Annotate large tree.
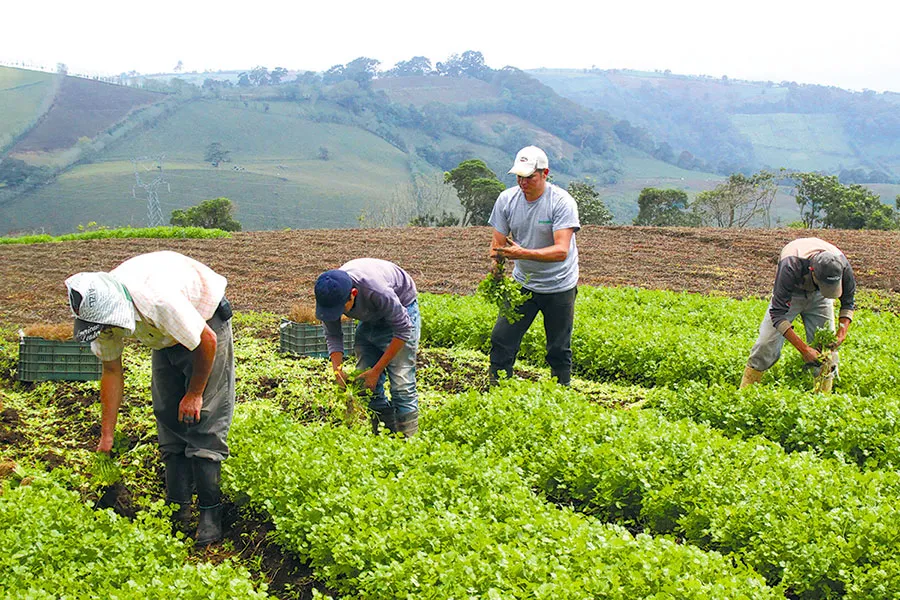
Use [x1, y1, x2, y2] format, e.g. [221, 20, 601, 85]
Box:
[170, 197, 242, 231]
[794, 173, 898, 230]
[633, 188, 699, 227]
[567, 180, 613, 225]
[204, 142, 231, 167]
[693, 171, 777, 228]
[444, 159, 505, 226]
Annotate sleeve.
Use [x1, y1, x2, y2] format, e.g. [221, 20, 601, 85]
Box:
[91, 328, 126, 362]
[769, 258, 801, 335]
[323, 319, 345, 356]
[371, 287, 413, 342]
[552, 193, 581, 233]
[838, 258, 856, 321]
[488, 192, 509, 236]
[152, 293, 208, 351]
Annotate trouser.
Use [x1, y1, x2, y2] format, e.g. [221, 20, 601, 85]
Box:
[152, 306, 235, 462]
[489, 286, 577, 384]
[747, 292, 838, 374]
[354, 300, 421, 417]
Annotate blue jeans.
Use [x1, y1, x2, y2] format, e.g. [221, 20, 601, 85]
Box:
[747, 292, 838, 375]
[354, 301, 420, 416]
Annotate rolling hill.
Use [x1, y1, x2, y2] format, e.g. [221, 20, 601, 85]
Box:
[2, 63, 898, 235]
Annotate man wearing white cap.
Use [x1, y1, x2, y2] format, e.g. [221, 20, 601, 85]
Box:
[488, 145, 581, 385]
[65, 250, 234, 546]
[741, 237, 856, 392]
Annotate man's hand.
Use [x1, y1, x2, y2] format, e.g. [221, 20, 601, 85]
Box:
[178, 392, 203, 424]
[357, 368, 381, 391]
[800, 344, 821, 364]
[96, 434, 114, 453]
[493, 240, 525, 261]
[334, 369, 349, 389]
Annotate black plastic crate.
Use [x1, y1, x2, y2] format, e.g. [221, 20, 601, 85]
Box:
[18, 336, 102, 382]
[279, 319, 355, 358]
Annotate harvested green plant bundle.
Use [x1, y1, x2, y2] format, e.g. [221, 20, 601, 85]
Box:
[811, 327, 838, 393]
[478, 243, 531, 324]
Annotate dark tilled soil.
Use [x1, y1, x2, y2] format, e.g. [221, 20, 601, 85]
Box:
[2, 226, 900, 328]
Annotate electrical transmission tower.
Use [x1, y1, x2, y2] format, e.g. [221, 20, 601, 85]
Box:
[132, 155, 169, 227]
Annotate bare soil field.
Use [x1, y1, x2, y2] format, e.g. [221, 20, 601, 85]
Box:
[2, 226, 899, 327]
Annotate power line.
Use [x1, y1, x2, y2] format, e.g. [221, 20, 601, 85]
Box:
[131, 155, 169, 227]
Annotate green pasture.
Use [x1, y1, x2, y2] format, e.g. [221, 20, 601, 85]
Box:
[0, 99, 429, 233]
[0, 67, 56, 149]
[731, 113, 856, 171]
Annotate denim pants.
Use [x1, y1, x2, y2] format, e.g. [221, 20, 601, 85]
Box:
[490, 286, 577, 383]
[354, 300, 420, 416]
[151, 313, 235, 462]
[747, 292, 838, 373]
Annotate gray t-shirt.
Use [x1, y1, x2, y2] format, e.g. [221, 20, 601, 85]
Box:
[322, 258, 417, 355]
[488, 183, 581, 293]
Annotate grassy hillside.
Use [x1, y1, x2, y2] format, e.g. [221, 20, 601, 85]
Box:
[0, 99, 426, 233]
[0, 67, 58, 151]
[10, 76, 164, 153]
[731, 113, 855, 172]
[529, 68, 900, 179]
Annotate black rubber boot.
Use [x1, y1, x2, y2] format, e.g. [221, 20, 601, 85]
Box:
[551, 368, 571, 386]
[370, 407, 397, 434]
[395, 410, 419, 438]
[164, 453, 194, 534]
[192, 458, 223, 547]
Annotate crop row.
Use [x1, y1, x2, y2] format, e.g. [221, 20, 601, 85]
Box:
[224, 401, 778, 599]
[0, 470, 270, 599]
[426, 380, 900, 598]
[418, 287, 900, 395]
[647, 382, 900, 471]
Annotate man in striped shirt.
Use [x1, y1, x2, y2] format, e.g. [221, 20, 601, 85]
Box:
[741, 237, 856, 392]
[65, 251, 234, 546]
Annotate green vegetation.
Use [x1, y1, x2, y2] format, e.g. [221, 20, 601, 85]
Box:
[0, 471, 270, 598]
[0, 67, 57, 151]
[0, 225, 231, 244]
[170, 197, 241, 231]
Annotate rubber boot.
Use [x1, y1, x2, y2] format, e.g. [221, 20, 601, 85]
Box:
[164, 453, 193, 534]
[370, 407, 397, 435]
[551, 368, 571, 387]
[395, 410, 419, 438]
[739, 366, 764, 389]
[192, 458, 223, 547]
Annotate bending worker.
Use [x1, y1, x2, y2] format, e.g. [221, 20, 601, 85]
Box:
[314, 258, 421, 437]
[741, 237, 856, 392]
[66, 251, 234, 546]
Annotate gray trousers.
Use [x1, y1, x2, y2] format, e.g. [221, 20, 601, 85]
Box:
[151, 313, 235, 462]
[747, 292, 838, 373]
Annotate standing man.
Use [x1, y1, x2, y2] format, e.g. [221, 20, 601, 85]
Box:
[488, 145, 581, 385]
[741, 237, 856, 392]
[66, 251, 234, 546]
[314, 258, 421, 437]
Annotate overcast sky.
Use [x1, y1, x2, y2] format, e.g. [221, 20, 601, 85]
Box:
[5, 0, 899, 92]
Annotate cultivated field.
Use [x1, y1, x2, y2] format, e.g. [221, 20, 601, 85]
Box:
[5, 225, 900, 598]
[2, 225, 899, 328]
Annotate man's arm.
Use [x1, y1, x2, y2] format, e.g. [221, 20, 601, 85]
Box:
[359, 337, 407, 391]
[178, 323, 217, 423]
[496, 228, 575, 263]
[97, 357, 125, 452]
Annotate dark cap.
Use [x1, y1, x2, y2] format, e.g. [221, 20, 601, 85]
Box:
[810, 251, 844, 299]
[314, 269, 353, 321]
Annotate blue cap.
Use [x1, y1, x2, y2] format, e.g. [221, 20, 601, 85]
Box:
[315, 269, 353, 321]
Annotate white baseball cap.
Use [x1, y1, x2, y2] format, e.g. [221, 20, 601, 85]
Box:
[65, 272, 136, 342]
[508, 146, 549, 177]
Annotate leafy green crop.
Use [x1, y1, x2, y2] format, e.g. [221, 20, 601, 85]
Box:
[476, 252, 531, 324]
